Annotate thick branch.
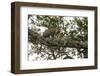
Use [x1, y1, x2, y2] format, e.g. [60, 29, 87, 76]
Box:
[29, 31, 87, 49]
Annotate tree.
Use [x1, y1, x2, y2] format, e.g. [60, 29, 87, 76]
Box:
[28, 15, 88, 61]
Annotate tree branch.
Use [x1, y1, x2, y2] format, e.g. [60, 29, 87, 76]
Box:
[29, 31, 87, 49]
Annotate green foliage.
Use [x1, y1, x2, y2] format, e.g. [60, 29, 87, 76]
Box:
[28, 15, 88, 60]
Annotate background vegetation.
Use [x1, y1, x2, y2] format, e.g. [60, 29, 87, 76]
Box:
[28, 15, 88, 61]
